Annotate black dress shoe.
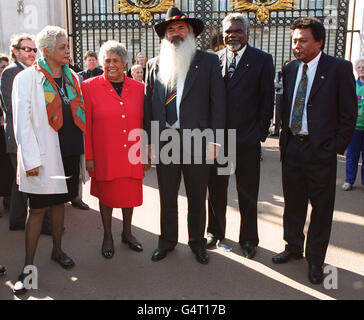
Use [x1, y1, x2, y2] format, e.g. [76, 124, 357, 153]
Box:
[51, 252, 75, 269]
[308, 263, 324, 284]
[122, 233, 143, 252]
[71, 200, 89, 210]
[272, 249, 303, 264]
[151, 248, 173, 262]
[0, 265, 6, 277]
[240, 241, 257, 259]
[206, 234, 218, 249]
[101, 240, 114, 259]
[193, 249, 209, 264]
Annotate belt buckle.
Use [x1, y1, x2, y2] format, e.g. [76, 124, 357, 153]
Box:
[296, 134, 306, 141]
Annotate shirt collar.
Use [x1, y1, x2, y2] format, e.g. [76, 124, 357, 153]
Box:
[357, 78, 364, 86]
[16, 61, 27, 69]
[227, 44, 247, 60]
[300, 51, 322, 71]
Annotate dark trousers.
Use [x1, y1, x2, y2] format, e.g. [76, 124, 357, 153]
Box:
[208, 143, 260, 245]
[156, 162, 210, 252]
[274, 94, 283, 135]
[9, 153, 28, 229]
[282, 135, 337, 266]
[345, 129, 364, 185]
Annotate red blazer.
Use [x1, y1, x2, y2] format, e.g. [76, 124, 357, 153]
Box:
[82, 74, 144, 181]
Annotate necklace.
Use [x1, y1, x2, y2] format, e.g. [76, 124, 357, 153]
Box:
[54, 74, 70, 105]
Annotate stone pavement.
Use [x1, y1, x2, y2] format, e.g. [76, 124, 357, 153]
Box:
[0, 137, 363, 300]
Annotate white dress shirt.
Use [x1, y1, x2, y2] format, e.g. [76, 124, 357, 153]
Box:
[289, 51, 322, 135]
[227, 44, 247, 69]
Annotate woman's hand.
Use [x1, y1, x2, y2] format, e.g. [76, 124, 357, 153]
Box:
[86, 159, 95, 173]
[143, 163, 151, 172]
[26, 167, 40, 177]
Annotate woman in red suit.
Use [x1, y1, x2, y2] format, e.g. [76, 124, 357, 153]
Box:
[82, 40, 148, 259]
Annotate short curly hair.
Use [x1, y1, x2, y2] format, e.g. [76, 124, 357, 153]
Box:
[98, 40, 128, 65]
[36, 26, 67, 58]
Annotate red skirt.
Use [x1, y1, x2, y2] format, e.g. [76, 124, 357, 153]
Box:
[90, 177, 142, 208]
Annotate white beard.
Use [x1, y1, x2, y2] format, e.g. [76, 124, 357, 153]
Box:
[159, 33, 197, 89]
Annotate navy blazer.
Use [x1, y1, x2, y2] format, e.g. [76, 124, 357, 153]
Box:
[0, 61, 25, 153]
[144, 50, 226, 146]
[218, 45, 275, 150]
[279, 52, 357, 160]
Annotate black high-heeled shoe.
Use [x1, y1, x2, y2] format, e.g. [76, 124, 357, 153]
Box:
[101, 238, 114, 259]
[121, 233, 143, 252]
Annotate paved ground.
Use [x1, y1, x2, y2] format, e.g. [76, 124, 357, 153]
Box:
[0, 137, 363, 300]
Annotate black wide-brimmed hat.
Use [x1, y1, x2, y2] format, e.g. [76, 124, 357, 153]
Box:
[154, 7, 204, 38]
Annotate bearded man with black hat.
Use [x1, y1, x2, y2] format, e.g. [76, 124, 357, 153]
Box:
[144, 7, 226, 264]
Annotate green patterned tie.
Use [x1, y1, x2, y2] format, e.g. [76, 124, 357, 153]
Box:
[291, 64, 308, 135]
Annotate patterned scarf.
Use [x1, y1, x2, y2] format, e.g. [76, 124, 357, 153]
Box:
[33, 59, 86, 132]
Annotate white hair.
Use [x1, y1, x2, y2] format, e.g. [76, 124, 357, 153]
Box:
[354, 57, 364, 68]
[222, 13, 249, 37]
[131, 64, 143, 73]
[99, 40, 128, 64]
[36, 26, 67, 58]
[159, 32, 196, 89]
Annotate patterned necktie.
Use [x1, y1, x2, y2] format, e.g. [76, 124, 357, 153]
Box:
[165, 86, 177, 126]
[227, 53, 237, 79]
[291, 63, 308, 135]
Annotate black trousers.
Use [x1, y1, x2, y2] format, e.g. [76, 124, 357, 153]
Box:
[207, 143, 260, 245]
[9, 153, 28, 229]
[156, 162, 210, 252]
[282, 134, 337, 266]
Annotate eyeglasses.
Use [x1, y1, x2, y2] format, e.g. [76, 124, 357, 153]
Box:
[19, 46, 37, 53]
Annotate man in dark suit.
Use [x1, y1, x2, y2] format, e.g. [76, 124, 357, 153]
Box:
[78, 51, 103, 81]
[0, 34, 51, 233]
[144, 7, 226, 264]
[207, 13, 274, 259]
[1, 34, 36, 230]
[272, 17, 357, 284]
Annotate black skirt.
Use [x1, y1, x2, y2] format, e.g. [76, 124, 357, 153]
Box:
[28, 155, 80, 209]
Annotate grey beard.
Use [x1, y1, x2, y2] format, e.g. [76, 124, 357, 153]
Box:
[159, 33, 197, 89]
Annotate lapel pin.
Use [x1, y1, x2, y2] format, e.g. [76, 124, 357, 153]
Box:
[321, 75, 325, 79]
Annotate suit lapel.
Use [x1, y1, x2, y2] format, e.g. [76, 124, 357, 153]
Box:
[219, 49, 227, 78]
[181, 51, 202, 103]
[308, 53, 329, 100]
[227, 45, 252, 89]
[15, 61, 25, 71]
[285, 60, 300, 111]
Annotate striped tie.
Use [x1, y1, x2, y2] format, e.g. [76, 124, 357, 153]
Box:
[291, 64, 308, 135]
[165, 87, 177, 126]
[227, 53, 237, 79]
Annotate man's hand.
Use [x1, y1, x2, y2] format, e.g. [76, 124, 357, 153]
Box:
[86, 159, 95, 173]
[26, 167, 40, 177]
[206, 144, 220, 160]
